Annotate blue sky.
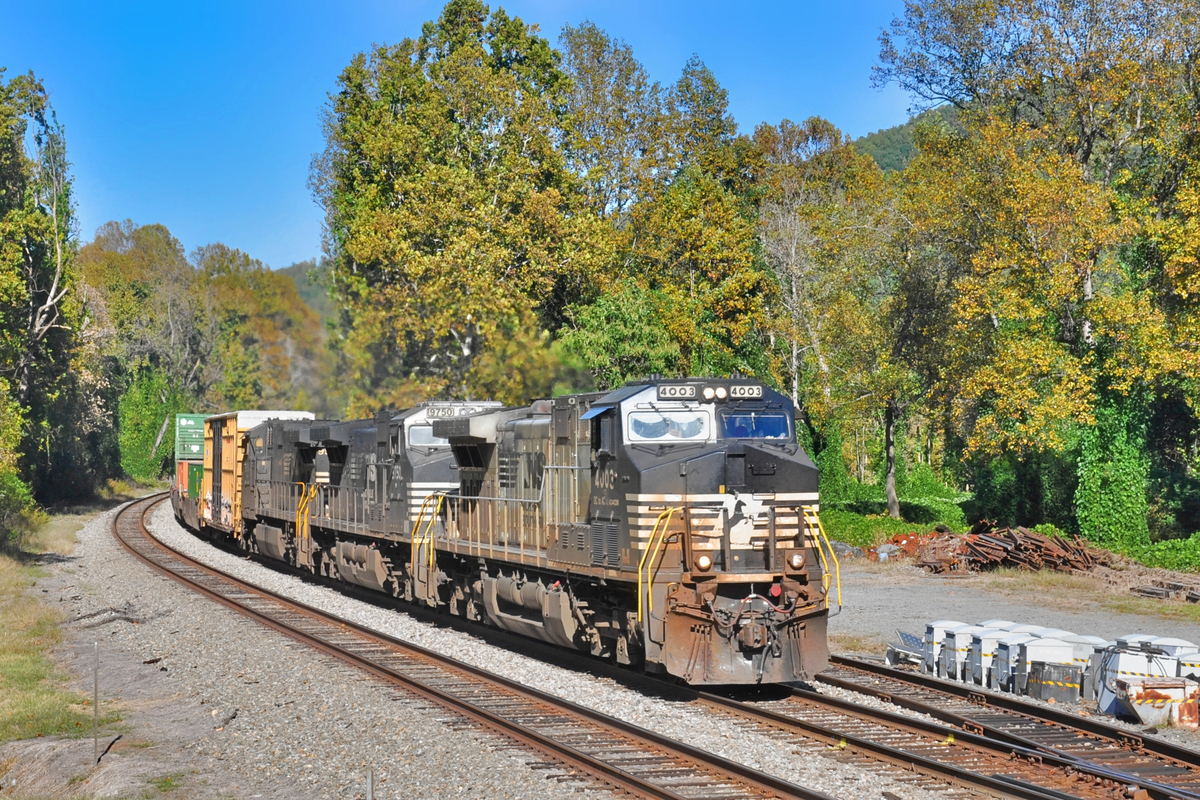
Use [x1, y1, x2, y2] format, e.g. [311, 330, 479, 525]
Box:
[0, 1, 911, 270]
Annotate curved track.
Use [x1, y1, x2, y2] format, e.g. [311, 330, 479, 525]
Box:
[815, 655, 1200, 799]
[124, 494, 1200, 799]
[114, 495, 834, 800]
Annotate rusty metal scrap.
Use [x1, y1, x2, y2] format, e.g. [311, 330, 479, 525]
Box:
[913, 526, 1095, 575]
[915, 533, 968, 574]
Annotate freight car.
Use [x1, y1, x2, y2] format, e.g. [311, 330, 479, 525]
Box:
[172, 378, 840, 685]
[169, 413, 207, 530]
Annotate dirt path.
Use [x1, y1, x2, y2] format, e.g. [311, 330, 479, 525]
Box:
[828, 559, 1200, 651]
[0, 501, 311, 800]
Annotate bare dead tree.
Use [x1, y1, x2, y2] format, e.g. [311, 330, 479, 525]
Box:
[15, 102, 73, 405]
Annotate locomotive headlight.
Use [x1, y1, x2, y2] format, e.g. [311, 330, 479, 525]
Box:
[789, 552, 804, 570]
[695, 554, 713, 571]
[702, 387, 715, 400]
[715, 386, 728, 399]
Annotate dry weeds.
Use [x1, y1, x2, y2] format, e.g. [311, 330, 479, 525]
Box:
[981, 566, 1200, 625]
[828, 631, 889, 655]
[0, 513, 116, 745]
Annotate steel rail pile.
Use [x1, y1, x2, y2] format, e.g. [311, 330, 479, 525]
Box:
[111, 495, 834, 800]
[917, 527, 1094, 574]
[818, 655, 1200, 800]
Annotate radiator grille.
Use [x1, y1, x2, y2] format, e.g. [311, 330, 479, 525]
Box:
[590, 519, 620, 568]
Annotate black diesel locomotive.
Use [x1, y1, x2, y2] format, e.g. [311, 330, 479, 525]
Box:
[174, 378, 839, 684]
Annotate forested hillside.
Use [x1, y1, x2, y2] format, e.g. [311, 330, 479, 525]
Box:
[854, 107, 955, 172]
[280, 259, 333, 328]
[5, 0, 1200, 570]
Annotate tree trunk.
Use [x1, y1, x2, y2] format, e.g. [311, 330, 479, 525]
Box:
[151, 414, 172, 459]
[1081, 266, 1094, 346]
[790, 274, 800, 408]
[884, 401, 900, 519]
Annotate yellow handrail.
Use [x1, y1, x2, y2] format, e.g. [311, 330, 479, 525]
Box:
[295, 482, 309, 541]
[802, 505, 842, 612]
[423, 494, 445, 572]
[637, 507, 679, 624]
[294, 482, 306, 528]
[293, 483, 318, 559]
[409, 492, 446, 574]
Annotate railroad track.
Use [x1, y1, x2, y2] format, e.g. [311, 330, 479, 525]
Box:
[113, 495, 834, 800]
[125, 495, 1200, 799]
[815, 655, 1200, 799]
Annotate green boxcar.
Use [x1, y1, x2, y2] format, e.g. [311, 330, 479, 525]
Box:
[187, 462, 204, 499]
[175, 413, 207, 462]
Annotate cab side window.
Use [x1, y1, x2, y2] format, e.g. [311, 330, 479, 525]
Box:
[594, 414, 614, 454]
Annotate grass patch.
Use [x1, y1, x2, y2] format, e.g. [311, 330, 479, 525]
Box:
[147, 773, 185, 792]
[97, 478, 155, 501]
[0, 521, 118, 744]
[829, 631, 888, 655]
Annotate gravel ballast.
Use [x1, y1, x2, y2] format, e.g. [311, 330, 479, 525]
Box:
[15, 503, 620, 799]
[136, 501, 949, 800]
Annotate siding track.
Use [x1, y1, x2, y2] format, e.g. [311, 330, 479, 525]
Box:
[813, 655, 1200, 799]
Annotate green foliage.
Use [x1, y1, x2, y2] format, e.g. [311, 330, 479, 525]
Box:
[628, 166, 773, 377]
[195, 243, 327, 412]
[1075, 398, 1151, 553]
[853, 107, 956, 172]
[315, 0, 605, 412]
[1144, 394, 1200, 542]
[0, 378, 33, 540]
[819, 428, 967, 545]
[821, 504, 964, 548]
[558, 279, 681, 391]
[904, 463, 959, 500]
[0, 68, 122, 503]
[117, 369, 187, 483]
[1139, 535, 1200, 573]
[964, 450, 1079, 531]
[814, 425, 854, 504]
[558, 21, 665, 218]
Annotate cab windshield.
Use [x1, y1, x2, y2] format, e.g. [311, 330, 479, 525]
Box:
[627, 410, 710, 443]
[720, 411, 791, 440]
[408, 424, 449, 447]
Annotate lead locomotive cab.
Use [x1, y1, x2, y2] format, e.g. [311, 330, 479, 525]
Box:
[581, 379, 834, 683]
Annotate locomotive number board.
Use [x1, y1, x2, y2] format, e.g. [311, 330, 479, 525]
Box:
[657, 384, 697, 400]
[426, 406, 488, 418]
[729, 384, 763, 398]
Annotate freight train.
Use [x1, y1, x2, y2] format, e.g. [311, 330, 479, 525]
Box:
[170, 378, 840, 684]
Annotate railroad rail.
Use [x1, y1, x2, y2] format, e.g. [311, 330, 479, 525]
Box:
[816, 655, 1200, 799]
[703, 687, 1193, 800]
[112, 495, 835, 800]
